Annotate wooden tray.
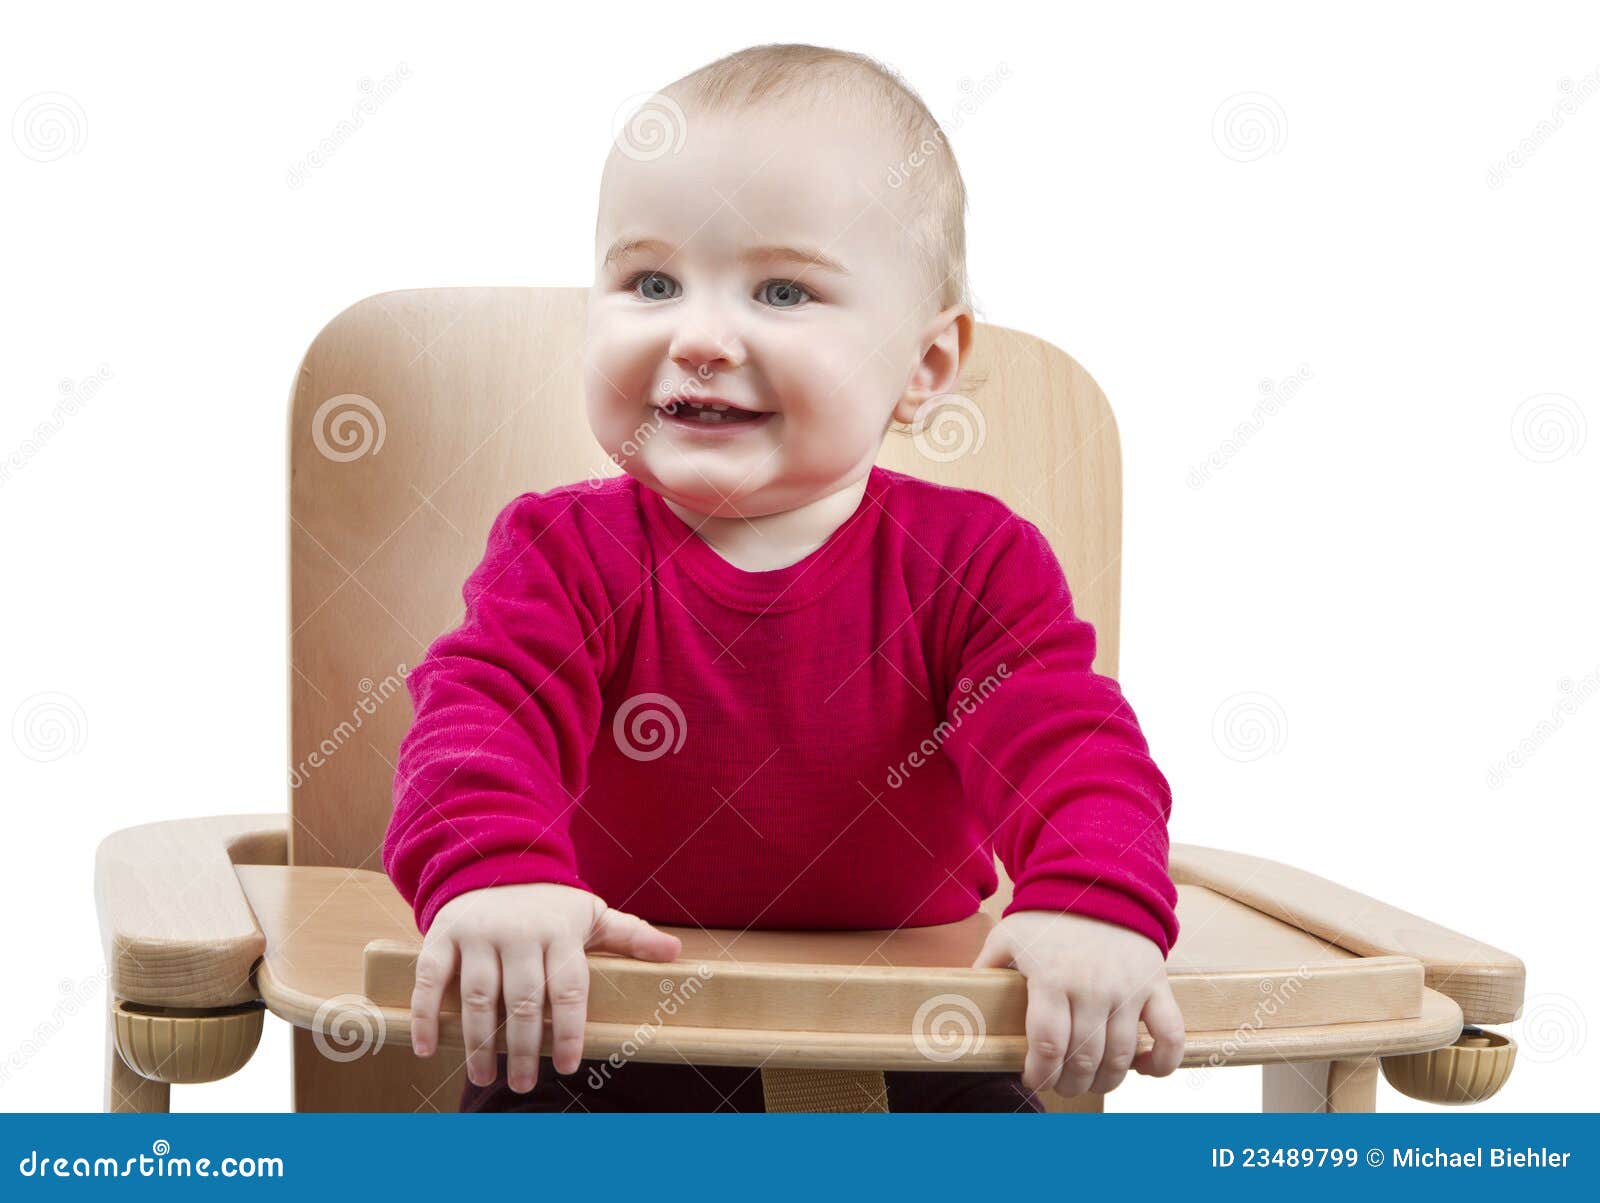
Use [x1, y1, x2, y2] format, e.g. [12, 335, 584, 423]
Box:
[236, 865, 1466, 1071]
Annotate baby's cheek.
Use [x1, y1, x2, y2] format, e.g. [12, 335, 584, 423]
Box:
[781, 344, 888, 425]
[585, 308, 663, 382]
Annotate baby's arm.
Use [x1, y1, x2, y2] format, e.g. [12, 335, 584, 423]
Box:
[939, 513, 1184, 1096]
[383, 493, 678, 1092]
[384, 492, 604, 927]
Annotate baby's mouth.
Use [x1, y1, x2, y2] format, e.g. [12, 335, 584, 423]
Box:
[658, 398, 771, 426]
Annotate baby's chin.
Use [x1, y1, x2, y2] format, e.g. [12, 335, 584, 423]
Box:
[641, 473, 759, 518]
[623, 460, 781, 519]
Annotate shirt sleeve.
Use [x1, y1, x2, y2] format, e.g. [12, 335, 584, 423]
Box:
[382, 491, 608, 934]
[940, 513, 1180, 956]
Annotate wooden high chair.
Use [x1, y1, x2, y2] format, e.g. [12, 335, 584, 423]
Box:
[94, 287, 1524, 1114]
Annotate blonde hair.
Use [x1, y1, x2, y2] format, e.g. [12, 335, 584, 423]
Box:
[659, 43, 971, 316]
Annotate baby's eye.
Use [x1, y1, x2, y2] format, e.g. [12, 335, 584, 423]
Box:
[758, 279, 812, 309]
[629, 271, 681, 302]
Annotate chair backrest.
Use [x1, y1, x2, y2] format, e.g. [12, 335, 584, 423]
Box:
[288, 286, 1124, 879]
[285, 286, 1123, 1108]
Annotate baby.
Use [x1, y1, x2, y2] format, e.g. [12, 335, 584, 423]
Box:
[384, 42, 1185, 1113]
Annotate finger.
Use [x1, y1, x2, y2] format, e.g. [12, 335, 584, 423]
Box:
[501, 950, 547, 1094]
[409, 935, 458, 1059]
[1131, 985, 1186, 1077]
[544, 938, 591, 1076]
[969, 925, 1015, 971]
[458, 943, 503, 1088]
[1057, 995, 1107, 1098]
[588, 905, 682, 961]
[1089, 998, 1142, 1094]
[1020, 976, 1071, 1095]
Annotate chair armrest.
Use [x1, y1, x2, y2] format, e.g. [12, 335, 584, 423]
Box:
[1170, 843, 1525, 1023]
[94, 813, 288, 1008]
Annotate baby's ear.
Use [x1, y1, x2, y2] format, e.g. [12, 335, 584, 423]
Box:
[892, 304, 973, 424]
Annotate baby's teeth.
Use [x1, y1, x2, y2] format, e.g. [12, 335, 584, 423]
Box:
[667, 398, 762, 424]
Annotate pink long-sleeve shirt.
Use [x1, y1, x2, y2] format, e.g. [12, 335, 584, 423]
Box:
[383, 465, 1180, 955]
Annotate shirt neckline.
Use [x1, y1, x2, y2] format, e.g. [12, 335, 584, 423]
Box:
[637, 466, 893, 614]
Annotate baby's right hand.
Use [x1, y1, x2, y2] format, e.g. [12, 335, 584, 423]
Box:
[409, 882, 682, 1093]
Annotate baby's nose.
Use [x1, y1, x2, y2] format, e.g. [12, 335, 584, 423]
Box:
[668, 307, 746, 372]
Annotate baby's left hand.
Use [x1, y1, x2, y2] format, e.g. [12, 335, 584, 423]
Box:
[971, 909, 1186, 1098]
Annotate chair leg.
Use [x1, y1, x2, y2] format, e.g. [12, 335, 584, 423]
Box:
[105, 997, 169, 1114]
[761, 1068, 889, 1112]
[1262, 1057, 1378, 1113]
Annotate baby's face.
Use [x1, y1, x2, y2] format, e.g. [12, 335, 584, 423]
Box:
[585, 100, 948, 518]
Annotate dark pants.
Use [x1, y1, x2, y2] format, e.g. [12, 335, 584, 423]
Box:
[459, 1052, 1044, 1113]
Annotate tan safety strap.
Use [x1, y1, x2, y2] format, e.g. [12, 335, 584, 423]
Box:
[761, 1068, 889, 1112]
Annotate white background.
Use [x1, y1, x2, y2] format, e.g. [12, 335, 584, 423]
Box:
[2, 0, 1595, 1113]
